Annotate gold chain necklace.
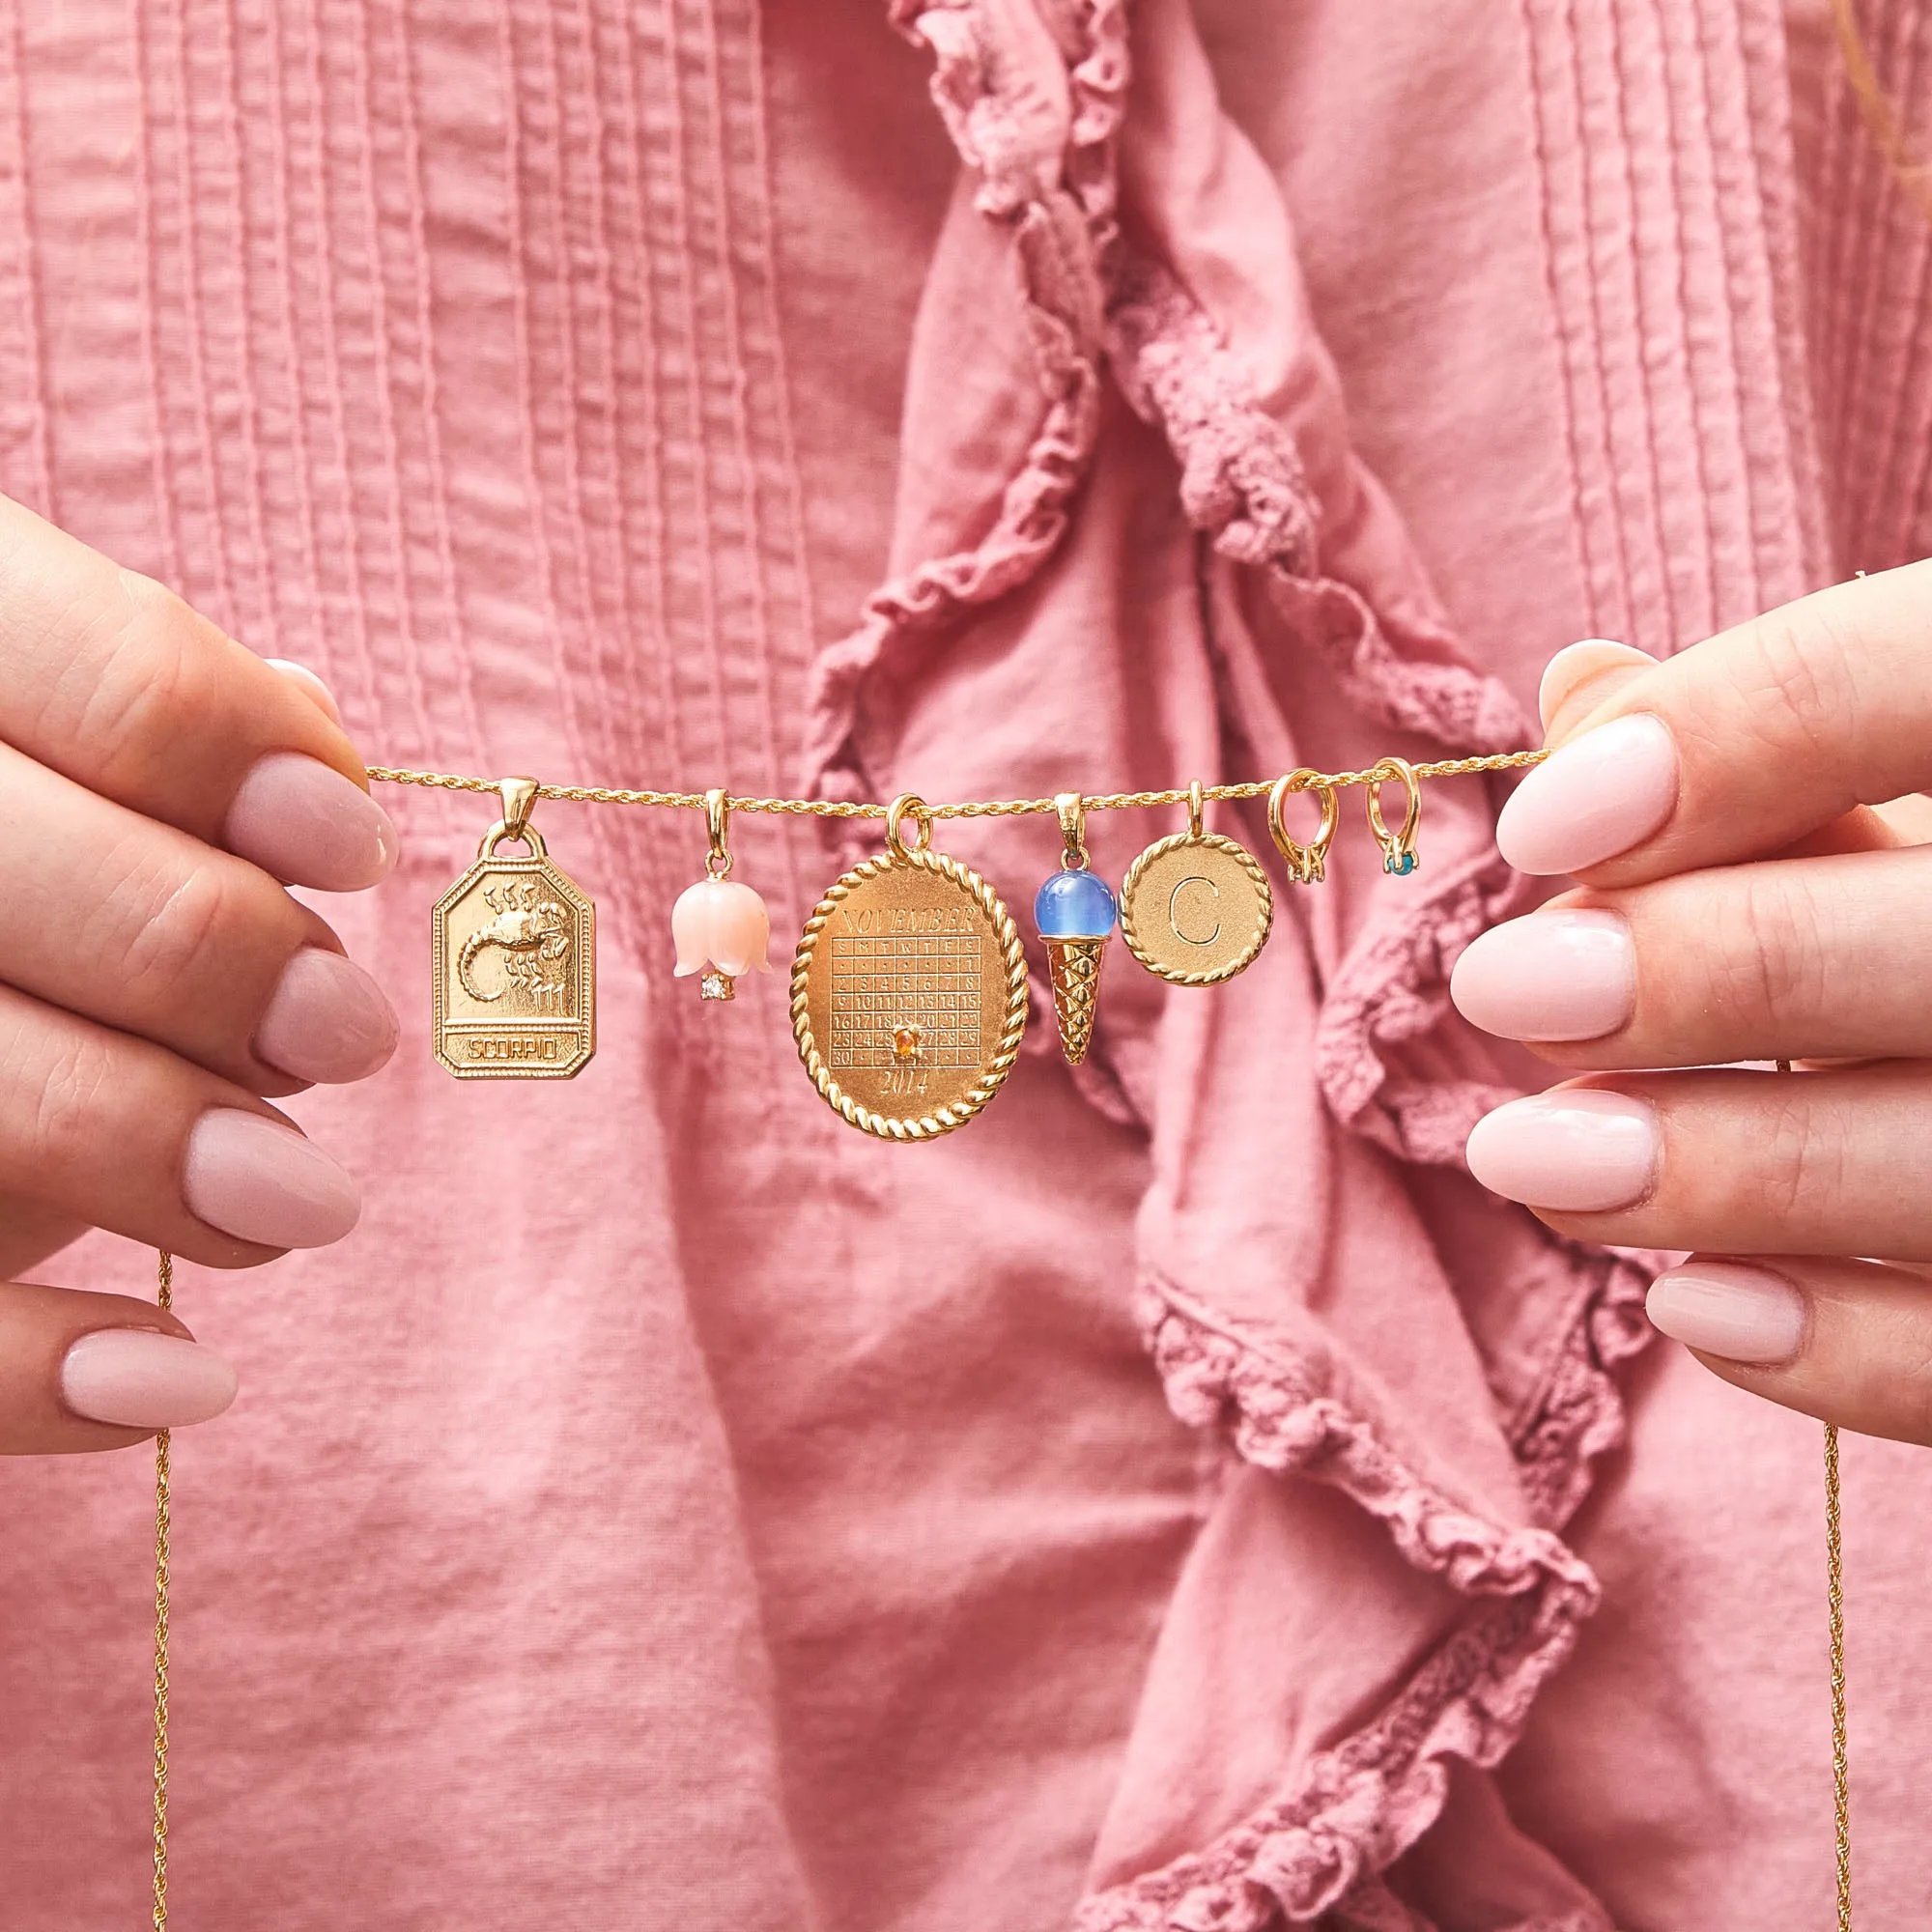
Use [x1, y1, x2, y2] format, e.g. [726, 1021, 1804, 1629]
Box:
[136, 752, 1852, 1925]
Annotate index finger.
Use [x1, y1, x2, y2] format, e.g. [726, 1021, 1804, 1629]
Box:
[0, 497, 392, 884]
[1496, 560, 1932, 885]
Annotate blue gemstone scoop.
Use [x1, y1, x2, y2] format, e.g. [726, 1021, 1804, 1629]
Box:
[1035, 867, 1118, 939]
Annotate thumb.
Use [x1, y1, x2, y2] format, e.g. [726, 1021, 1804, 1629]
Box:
[1537, 639, 1662, 746]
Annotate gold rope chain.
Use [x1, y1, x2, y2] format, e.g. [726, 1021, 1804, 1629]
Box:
[152, 1252, 174, 1932]
[363, 748, 1550, 818]
[143, 771, 1852, 1929]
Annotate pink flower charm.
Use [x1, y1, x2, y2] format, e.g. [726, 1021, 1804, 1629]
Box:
[671, 877, 772, 1001]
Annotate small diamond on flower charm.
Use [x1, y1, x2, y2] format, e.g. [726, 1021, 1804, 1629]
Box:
[672, 789, 771, 1003]
[1035, 793, 1117, 1067]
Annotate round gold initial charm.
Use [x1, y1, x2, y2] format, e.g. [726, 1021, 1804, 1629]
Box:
[791, 797, 1029, 1141]
[1119, 828, 1274, 985]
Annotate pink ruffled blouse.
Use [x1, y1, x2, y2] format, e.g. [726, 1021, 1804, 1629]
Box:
[4, 1, 1931, 1927]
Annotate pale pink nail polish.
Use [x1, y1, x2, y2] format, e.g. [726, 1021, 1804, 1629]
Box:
[265, 658, 343, 726]
[1535, 639, 1659, 730]
[183, 1109, 360, 1248]
[1464, 1089, 1659, 1210]
[1497, 713, 1679, 876]
[61, 1328, 239, 1429]
[224, 753, 398, 893]
[1646, 1263, 1807, 1364]
[254, 949, 399, 1085]
[1451, 909, 1634, 1041]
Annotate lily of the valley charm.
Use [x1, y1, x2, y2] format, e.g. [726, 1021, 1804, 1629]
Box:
[432, 777, 596, 1078]
[672, 789, 772, 1001]
[791, 794, 1028, 1141]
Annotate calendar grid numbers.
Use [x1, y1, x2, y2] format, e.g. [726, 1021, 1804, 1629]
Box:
[827, 933, 983, 1068]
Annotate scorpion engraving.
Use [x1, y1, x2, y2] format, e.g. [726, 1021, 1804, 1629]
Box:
[457, 880, 573, 1012]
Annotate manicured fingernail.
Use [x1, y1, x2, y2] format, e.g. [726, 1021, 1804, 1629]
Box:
[1497, 713, 1678, 876]
[265, 658, 343, 725]
[1646, 1262, 1807, 1364]
[183, 1108, 360, 1248]
[60, 1328, 239, 1429]
[254, 948, 399, 1085]
[1464, 1089, 1659, 1210]
[1537, 639, 1659, 731]
[1451, 908, 1634, 1041]
[224, 753, 398, 892]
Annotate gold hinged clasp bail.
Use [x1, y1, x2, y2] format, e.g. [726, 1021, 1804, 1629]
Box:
[1055, 791, 1089, 869]
[1186, 780, 1207, 840]
[704, 787, 733, 877]
[884, 793, 934, 863]
[498, 776, 540, 841]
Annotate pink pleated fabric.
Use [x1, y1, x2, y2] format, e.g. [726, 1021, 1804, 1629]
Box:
[2, 3, 1931, 1928]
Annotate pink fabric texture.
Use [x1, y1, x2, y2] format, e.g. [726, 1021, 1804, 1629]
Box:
[2, 3, 1931, 1928]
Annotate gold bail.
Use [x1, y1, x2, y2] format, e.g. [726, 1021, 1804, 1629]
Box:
[1187, 780, 1206, 839]
[884, 793, 933, 863]
[704, 787, 732, 876]
[1055, 790, 1089, 868]
[498, 776, 539, 839]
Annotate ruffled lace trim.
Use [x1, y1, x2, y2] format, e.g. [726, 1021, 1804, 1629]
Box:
[1104, 258, 1530, 755]
[833, 8, 1659, 1926]
[1072, 1274, 1642, 1930]
[1096, 268, 1658, 1924]
[802, 0, 1130, 796]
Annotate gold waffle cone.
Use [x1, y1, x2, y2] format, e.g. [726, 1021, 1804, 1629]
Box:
[1044, 936, 1108, 1066]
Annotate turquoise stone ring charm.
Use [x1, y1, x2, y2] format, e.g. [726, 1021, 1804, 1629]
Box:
[1365, 756, 1422, 878]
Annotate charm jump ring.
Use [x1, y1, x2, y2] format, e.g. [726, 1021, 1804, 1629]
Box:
[1365, 756, 1422, 876]
[479, 775, 548, 859]
[885, 792, 935, 862]
[704, 786, 734, 877]
[1055, 791, 1090, 870]
[1267, 769, 1340, 885]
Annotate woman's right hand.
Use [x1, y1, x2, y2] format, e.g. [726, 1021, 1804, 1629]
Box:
[0, 496, 400, 1455]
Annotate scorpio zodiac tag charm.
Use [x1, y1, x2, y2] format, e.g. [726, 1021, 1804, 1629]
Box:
[1120, 781, 1274, 985]
[432, 778, 596, 1079]
[791, 795, 1028, 1141]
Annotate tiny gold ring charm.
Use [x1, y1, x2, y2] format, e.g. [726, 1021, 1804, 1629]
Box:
[1365, 755, 1422, 876]
[704, 786, 733, 878]
[884, 792, 934, 862]
[1267, 769, 1340, 885]
[1186, 780, 1206, 840]
[1055, 791, 1089, 870]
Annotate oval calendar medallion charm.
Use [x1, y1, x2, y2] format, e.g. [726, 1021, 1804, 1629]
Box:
[432, 780, 596, 1079]
[1120, 785, 1273, 985]
[792, 796, 1028, 1141]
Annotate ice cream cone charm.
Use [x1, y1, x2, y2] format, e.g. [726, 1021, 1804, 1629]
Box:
[671, 788, 771, 1001]
[1034, 793, 1117, 1067]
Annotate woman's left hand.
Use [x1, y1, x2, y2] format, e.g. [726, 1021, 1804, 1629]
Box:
[1452, 560, 1932, 1445]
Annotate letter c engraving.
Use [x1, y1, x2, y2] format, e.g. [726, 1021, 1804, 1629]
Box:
[1168, 875, 1222, 947]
